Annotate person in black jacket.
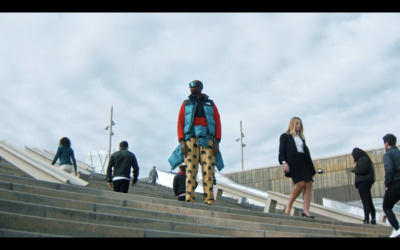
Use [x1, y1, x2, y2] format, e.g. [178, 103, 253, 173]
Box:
[350, 147, 376, 224]
[382, 134, 400, 237]
[106, 141, 140, 193]
[279, 117, 316, 218]
[173, 165, 187, 201]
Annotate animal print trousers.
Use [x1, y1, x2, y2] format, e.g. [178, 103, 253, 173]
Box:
[184, 137, 216, 205]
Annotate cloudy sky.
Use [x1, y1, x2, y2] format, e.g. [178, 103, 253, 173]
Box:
[1, 12, 400, 177]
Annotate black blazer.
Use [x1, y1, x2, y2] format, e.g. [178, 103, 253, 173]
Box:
[278, 133, 316, 176]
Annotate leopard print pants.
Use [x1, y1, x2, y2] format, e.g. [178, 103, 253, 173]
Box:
[184, 138, 216, 205]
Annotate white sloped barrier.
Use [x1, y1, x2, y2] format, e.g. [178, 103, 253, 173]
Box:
[25, 146, 94, 177]
[0, 140, 88, 186]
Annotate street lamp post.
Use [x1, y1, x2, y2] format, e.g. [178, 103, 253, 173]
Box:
[102, 105, 115, 174]
[236, 120, 246, 170]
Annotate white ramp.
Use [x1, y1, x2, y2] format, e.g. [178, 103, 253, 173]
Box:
[43, 148, 95, 173]
[0, 140, 88, 186]
[25, 146, 94, 179]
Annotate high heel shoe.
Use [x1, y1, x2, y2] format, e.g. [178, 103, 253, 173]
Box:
[301, 212, 315, 218]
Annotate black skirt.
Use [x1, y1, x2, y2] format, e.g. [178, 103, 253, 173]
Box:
[290, 153, 314, 184]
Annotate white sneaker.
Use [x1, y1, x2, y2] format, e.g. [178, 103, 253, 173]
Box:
[389, 228, 400, 238]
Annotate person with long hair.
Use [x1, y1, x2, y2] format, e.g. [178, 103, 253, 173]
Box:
[350, 147, 376, 224]
[278, 117, 316, 217]
[51, 137, 78, 176]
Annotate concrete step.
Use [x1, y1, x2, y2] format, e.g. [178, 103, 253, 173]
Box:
[0, 228, 64, 237]
[0, 190, 389, 238]
[0, 211, 215, 237]
[0, 173, 264, 218]
[0, 173, 392, 237]
[89, 175, 266, 212]
[0, 188, 340, 237]
[0, 181, 320, 237]
[0, 179, 391, 237]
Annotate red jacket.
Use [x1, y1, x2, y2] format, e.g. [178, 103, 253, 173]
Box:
[177, 94, 221, 142]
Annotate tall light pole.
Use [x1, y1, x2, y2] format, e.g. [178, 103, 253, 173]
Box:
[102, 105, 115, 174]
[236, 120, 246, 170]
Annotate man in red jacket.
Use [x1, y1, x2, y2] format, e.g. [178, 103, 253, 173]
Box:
[176, 80, 222, 205]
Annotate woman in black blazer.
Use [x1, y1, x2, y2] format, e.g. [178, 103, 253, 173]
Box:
[279, 117, 316, 217]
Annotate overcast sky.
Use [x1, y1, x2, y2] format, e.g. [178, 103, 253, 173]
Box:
[1, 12, 400, 177]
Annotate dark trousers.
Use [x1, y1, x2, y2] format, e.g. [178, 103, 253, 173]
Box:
[383, 181, 400, 230]
[113, 179, 130, 193]
[357, 182, 376, 221]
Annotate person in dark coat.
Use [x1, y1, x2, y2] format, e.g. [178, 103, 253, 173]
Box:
[278, 117, 316, 218]
[382, 134, 400, 238]
[106, 141, 140, 193]
[173, 165, 187, 201]
[350, 147, 376, 224]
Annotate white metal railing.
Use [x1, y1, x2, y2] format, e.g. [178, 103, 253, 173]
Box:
[155, 169, 391, 226]
[213, 175, 389, 225]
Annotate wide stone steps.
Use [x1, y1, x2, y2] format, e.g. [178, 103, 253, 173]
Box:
[0, 172, 392, 237]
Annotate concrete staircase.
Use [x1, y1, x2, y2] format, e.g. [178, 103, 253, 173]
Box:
[0, 164, 393, 237]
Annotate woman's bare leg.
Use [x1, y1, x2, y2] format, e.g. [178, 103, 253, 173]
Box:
[302, 181, 313, 216]
[285, 181, 306, 215]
